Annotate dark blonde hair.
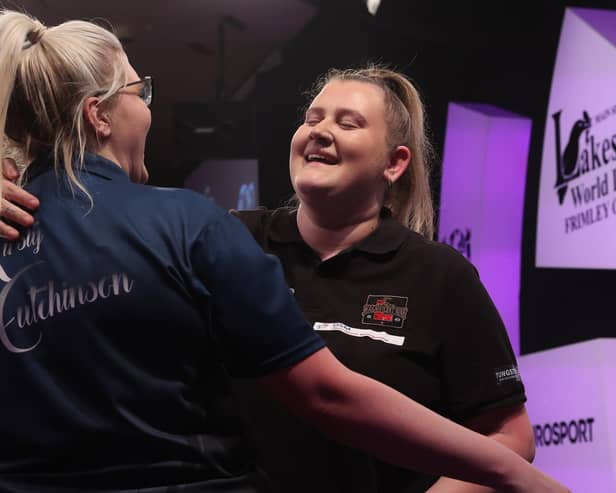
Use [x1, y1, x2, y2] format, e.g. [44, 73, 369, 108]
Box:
[0, 10, 129, 198]
[309, 65, 435, 239]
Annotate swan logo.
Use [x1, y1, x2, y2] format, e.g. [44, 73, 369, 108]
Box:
[552, 109, 592, 204]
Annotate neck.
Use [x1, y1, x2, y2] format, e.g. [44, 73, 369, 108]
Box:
[296, 201, 381, 260]
[96, 148, 124, 171]
[89, 141, 126, 173]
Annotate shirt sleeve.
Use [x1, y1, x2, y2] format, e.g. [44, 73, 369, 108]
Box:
[438, 252, 525, 422]
[189, 211, 325, 378]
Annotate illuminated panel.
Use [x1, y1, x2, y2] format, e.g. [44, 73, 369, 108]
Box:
[439, 103, 532, 356]
[536, 8, 616, 268]
[184, 159, 259, 211]
[519, 339, 616, 491]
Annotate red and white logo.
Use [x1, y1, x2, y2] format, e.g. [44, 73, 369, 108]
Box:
[361, 295, 408, 329]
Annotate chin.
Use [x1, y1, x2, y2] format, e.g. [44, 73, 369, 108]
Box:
[294, 179, 336, 202]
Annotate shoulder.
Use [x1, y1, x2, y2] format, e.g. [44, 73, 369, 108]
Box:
[230, 207, 290, 225]
[99, 183, 236, 242]
[122, 183, 206, 203]
[230, 206, 273, 225]
[402, 231, 478, 278]
[126, 184, 227, 222]
[230, 207, 295, 239]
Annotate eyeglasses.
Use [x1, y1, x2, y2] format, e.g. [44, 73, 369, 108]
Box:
[123, 76, 153, 107]
[96, 76, 153, 107]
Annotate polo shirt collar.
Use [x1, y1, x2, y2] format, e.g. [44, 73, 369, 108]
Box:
[25, 152, 131, 183]
[355, 209, 409, 254]
[269, 207, 408, 255]
[79, 153, 131, 181]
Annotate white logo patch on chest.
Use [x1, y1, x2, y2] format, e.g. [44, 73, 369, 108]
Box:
[313, 322, 405, 346]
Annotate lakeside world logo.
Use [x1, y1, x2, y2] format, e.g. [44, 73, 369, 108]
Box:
[551, 103, 616, 235]
[535, 6, 616, 269]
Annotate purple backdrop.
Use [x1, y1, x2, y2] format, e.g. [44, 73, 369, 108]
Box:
[439, 103, 531, 356]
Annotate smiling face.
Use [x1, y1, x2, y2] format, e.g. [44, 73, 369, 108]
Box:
[289, 80, 393, 212]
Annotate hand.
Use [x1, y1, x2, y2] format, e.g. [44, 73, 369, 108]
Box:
[1, 157, 39, 240]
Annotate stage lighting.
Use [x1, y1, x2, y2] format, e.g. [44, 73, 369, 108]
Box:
[365, 0, 381, 15]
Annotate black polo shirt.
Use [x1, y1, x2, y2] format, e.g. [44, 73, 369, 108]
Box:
[232, 207, 525, 493]
[0, 154, 324, 492]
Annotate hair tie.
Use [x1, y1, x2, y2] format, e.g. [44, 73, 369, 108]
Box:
[24, 27, 46, 48]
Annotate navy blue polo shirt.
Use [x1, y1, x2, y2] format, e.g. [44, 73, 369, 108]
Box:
[0, 154, 324, 492]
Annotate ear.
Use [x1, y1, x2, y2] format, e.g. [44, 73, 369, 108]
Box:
[83, 97, 112, 140]
[384, 145, 411, 184]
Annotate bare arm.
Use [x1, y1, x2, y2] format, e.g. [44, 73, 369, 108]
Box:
[426, 405, 536, 493]
[258, 348, 568, 493]
[0, 157, 38, 239]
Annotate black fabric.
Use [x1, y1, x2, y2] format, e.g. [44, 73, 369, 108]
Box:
[232, 207, 525, 493]
[0, 155, 324, 492]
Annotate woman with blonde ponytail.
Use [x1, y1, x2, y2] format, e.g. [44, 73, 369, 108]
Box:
[233, 66, 536, 493]
[0, 11, 569, 493]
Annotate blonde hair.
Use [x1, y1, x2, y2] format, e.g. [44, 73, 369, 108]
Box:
[310, 66, 435, 239]
[0, 10, 129, 199]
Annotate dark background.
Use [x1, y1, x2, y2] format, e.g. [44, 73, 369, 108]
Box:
[14, 0, 616, 354]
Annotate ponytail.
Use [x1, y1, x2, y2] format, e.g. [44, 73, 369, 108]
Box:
[0, 9, 128, 203]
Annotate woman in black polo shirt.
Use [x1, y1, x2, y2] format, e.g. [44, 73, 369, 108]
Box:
[0, 10, 568, 493]
[232, 67, 536, 493]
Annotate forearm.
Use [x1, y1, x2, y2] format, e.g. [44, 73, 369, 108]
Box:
[271, 360, 531, 491]
[424, 412, 536, 493]
[321, 380, 532, 489]
[427, 480, 495, 493]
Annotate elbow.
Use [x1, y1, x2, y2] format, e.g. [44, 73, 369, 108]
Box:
[508, 423, 536, 463]
[487, 420, 536, 463]
[296, 379, 350, 430]
[518, 417, 536, 463]
[524, 432, 536, 463]
[257, 349, 356, 433]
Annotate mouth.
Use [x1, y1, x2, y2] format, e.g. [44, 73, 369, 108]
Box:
[304, 153, 339, 166]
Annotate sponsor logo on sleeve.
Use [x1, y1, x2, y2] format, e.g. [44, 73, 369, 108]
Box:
[494, 365, 522, 385]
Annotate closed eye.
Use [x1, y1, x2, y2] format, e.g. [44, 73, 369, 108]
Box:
[339, 120, 359, 129]
[305, 118, 322, 126]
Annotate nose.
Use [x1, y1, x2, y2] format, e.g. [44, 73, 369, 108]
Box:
[309, 120, 333, 145]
